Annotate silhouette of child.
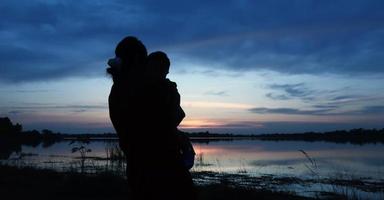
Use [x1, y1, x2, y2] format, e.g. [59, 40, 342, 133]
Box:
[146, 51, 185, 127]
[146, 51, 196, 170]
[143, 51, 196, 199]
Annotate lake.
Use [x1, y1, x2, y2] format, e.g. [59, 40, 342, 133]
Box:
[2, 138, 384, 198]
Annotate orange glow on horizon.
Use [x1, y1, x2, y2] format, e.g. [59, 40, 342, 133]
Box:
[180, 119, 224, 129]
[181, 101, 254, 109]
[179, 118, 265, 129]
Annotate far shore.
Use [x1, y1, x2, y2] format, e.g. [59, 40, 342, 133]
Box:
[2, 117, 383, 144]
[60, 128, 384, 145]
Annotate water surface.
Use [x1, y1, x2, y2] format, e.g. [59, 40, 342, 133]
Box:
[4, 139, 384, 180]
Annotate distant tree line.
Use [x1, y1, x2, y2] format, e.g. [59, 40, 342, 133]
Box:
[0, 117, 65, 159]
[0, 117, 22, 135]
[0, 117, 63, 144]
[1, 117, 384, 146]
[0, 117, 118, 140]
[182, 130, 234, 138]
[253, 128, 384, 145]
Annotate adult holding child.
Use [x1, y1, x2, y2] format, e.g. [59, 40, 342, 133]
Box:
[107, 36, 195, 200]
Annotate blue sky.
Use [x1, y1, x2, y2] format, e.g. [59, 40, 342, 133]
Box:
[0, 0, 383, 134]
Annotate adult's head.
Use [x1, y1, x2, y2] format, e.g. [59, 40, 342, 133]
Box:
[107, 36, 147, 81]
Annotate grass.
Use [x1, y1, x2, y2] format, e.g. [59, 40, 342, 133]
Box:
[297, 150, 384, 199]
[1, 161, 383, 199]
[0, 164, 127, 200]
[0, 164, 311, 200]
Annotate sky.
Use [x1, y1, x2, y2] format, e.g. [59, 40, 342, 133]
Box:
[0, 0, 383, 134]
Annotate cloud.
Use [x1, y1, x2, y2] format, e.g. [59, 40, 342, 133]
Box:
[0, 89, 52, 93]
[182, 101, 253, 109]
[249, 107, 331, 115]
[330, 95, 363, 101]
[0, 0, 130, 82]
[9, 104, 107, 110]
[312, 105, 339, 109]
[204, 90, 229, 96]
[265, 93, 290, 100]
[315, 95, 384, 109]
[249, 105, 384, 116]
[352, 105, 384, 115]
[167, 0, 384, 75]
[8, 110, 23, 115]
[72, 109, 88, 113]
[2, 104, 107, 115]
[264, 83, 383, 113]
[1, 0, 384, 82]
[269, 83, 311, 97]
[266, 83, 314, 100]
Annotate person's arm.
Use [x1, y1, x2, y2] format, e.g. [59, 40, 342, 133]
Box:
[176, 105, 185, 126]
[108, 85, 129, 153]
[168, 81, 185, 127]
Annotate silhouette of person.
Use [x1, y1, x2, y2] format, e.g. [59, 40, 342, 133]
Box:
[145, 51, 185, 128]
[146, 51, 196, 170]
[107, 37, 195, 200]
[141, 50, 196, 199]
[107, 36, 148, 199]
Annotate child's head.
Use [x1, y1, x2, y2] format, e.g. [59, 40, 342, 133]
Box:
[147, 51, 170, 80]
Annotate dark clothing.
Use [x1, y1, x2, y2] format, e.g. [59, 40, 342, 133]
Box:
[109, 78, 195, 200]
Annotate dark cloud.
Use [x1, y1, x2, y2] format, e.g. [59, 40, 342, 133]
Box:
[265, 93, 290, 100]
[166, 0, 384, 75]
[266, 83, 314, 100]
[313, 104, 339, 109]
[1, 0, 384, 82]
[72, 109, 87, 113]
[315, 95, 384, 109]
[331, 95, 362, 101]
[10, 104, 107, 110]
[249, 105, 384, 116]
[264, 83, 382, 114]
[249, 107, 331, 115]
[204, 90, 229, 96]
[269, 83, 310, 97]
[2, 104, 107, 114]
[8, 110, 23, 115]
[0, 0, 132, 82]
[352, 105, 384, 115]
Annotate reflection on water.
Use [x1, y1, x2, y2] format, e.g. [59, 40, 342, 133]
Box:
[2, 139, 384, 198]
[192, 140, 384, 180]
[2, 139, 384, 180]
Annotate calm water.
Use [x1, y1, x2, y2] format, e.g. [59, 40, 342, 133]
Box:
[3, 139, 384, 199]
[4, 139, 384, 180]
[193, 140, 384, 179]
